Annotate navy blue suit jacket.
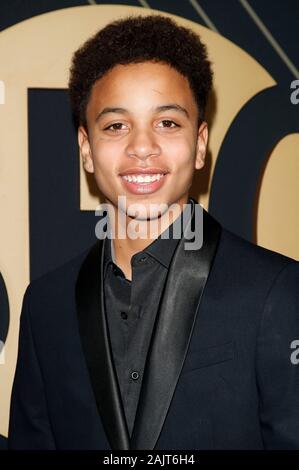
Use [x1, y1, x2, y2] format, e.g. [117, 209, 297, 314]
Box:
[8, 205, 299, 449]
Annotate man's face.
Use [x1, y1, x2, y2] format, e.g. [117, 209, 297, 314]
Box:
[78, 61, 208, 221]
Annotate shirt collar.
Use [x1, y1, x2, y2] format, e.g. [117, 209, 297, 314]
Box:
[104, 197, 195, 273]
[143, 197, 194, 268]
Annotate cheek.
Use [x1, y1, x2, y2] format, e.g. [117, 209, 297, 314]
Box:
[165, 139, 195, 169]
[91, 142, 116, 175]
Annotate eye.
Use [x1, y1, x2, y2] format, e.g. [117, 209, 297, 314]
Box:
[158, 120, 179, 128]
[104, 122, 128, 132]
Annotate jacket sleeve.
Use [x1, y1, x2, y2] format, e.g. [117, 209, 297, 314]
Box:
[256, 260, 299, 449]
[8, 285, 56, 449]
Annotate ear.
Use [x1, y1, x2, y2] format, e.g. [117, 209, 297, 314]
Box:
[195, 121, 208, 170]
[78, 125, 94, 173]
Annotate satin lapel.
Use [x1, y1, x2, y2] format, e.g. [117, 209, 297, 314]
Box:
[130, 203, 221, 450]
[75, 237, 130, 450]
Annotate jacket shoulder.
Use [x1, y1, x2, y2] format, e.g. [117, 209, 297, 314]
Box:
[25, 241, 100, 302]
[217, 225, 298, 280]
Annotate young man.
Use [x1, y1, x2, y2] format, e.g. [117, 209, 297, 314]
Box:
[8, 15, 299, 450]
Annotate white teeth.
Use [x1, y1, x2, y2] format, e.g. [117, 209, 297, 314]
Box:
[122, 173, 165, 183]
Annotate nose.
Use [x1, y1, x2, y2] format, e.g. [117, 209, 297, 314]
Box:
[125, 127, 161, 160]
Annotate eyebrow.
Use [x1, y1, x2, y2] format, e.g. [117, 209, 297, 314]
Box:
[95, 104, 190, 122]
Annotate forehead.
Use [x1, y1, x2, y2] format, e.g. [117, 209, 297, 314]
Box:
[86, 61, 197, 115]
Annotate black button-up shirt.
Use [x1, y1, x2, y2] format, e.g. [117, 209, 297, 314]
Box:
[103, 198, 194, 436]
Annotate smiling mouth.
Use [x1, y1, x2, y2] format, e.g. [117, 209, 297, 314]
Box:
[119, 172, 168, 194]
[120, 173, 165, 183]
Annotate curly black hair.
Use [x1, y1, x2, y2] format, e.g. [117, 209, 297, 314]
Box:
[68, 14, 213, 128]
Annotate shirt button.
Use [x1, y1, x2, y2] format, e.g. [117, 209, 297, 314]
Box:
[132, 255, 147, 266]
[120, 311, 128, 320]
[131, 371, 139, 381]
